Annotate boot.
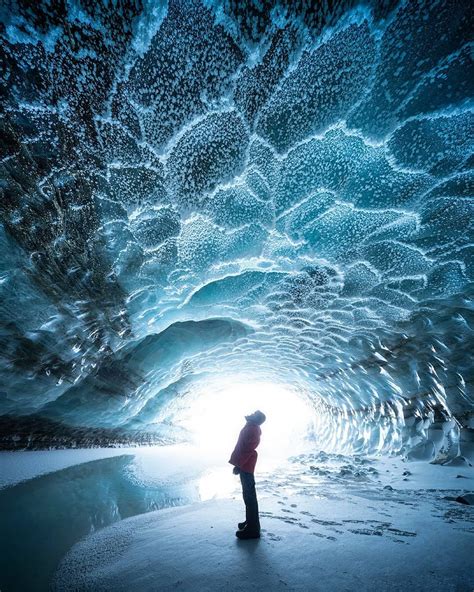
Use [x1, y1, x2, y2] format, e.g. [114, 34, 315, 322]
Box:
[238, 521, 247, 530]
[236, 525, 260, 539]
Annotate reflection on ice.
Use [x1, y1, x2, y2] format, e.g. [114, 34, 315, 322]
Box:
[0, 447, 202, 591]
[2, 443, 310, 590]
[197, 467, 238, 501]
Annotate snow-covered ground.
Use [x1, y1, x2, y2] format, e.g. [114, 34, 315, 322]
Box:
[0, 447, 139, 489]
[53, 452, 474, 592]
[0, 444, 221, 490]
[1, 448, 473, 591]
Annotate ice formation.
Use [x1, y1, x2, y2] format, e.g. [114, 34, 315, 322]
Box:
[1, 0, 473, 459]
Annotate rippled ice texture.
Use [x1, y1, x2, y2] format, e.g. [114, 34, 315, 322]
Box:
[1, 0, 473, 454]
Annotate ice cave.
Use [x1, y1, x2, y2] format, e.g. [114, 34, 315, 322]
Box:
[0, 0, 473, 590]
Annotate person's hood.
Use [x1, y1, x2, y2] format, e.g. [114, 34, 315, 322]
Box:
[245, 410, 266, 425]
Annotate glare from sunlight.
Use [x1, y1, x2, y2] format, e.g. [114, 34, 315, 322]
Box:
[179, 380, 316, 467]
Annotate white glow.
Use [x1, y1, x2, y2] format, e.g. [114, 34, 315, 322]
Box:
[179, 380, 315, 473]
[197, 467, 237, 501]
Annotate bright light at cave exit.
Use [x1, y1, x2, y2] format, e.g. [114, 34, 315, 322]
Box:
[179, 380, 316, 500]
[181, 380, 315, 466]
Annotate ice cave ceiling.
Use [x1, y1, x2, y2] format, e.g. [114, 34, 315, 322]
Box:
[0, 0, 473, 449]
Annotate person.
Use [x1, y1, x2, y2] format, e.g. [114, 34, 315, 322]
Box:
[229, 410, 266, 539]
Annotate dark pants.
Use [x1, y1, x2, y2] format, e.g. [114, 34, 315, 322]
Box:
[240, 471, 260, 531]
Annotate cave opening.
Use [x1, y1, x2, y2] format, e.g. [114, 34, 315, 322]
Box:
[179, 379, 316, 456]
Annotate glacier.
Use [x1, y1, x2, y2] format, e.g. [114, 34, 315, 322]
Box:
[1, 0, 472, 458]
[0, 1, 474, 588]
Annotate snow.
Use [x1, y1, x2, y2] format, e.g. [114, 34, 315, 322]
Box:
[53, 496, 474, 592]
[1, 446, 473, 591]
[0, 444, 233, 490]
[0, 448, 138, 490]
[47, 450, 474, 592]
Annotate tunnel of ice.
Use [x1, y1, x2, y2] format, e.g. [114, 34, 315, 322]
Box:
[0, 0, 473, 460]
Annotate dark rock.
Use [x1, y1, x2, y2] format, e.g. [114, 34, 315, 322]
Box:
[455, 494, 474, 505]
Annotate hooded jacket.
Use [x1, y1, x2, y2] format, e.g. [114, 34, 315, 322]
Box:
[229, 422, 261, 473]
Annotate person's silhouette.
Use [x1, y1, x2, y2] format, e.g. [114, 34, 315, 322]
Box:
[229, 410, 266, 539]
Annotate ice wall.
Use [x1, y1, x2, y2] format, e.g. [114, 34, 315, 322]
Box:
[1, 0, 473, 456]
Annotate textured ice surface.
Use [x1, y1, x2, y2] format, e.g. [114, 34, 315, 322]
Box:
[0, 0, 473, 453]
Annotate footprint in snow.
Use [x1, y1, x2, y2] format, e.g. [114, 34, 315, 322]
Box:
[263, 531, 282, 541]
[312, 532, 337, 541]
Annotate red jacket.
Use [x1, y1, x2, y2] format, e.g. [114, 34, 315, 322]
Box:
[229, 423, 261, 473]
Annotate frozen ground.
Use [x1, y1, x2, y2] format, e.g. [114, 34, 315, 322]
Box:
[53, 495, 473, 592]
[0, 444, 218, 490]
[0, 447, 139, 489]
[51, 450, 474, 592]
[1, 447, 473, 592]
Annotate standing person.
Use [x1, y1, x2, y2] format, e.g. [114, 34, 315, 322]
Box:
[229, 410, 266, 539]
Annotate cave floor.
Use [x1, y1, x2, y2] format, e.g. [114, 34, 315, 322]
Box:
[1, 447, 473, 591]
[45, 450, 474, 592]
